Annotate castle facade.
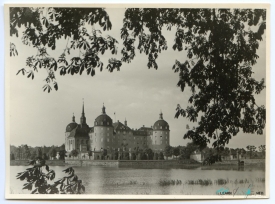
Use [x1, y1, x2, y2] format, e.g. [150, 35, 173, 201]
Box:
[65, 103, 170, 160]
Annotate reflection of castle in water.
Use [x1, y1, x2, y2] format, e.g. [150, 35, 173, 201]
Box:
[65, 102, 170, 159]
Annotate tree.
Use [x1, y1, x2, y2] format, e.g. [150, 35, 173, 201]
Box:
[173, 146, 180, 159]
[10, 153, 15, 160]
[70, 149, 79, 158]
[42, 153, 49, 160]
[258, 145, 266, 158]
[121, 8, 266, 149]
[246, 145, 256, 159]
[22, 145, 31, 160]
[164, 145, 173, 160]
[11, 8, 266, 149]
[37, 147, 43, 158]
[10, 7, 121, 93]
[158, 152, 164, 160]
[88, 150, 93, 159]
[101, 149, 107, 160]
[16, 159, 85, 194]
[131, 152, 136, 160]
[58, 150, 67, 160]
[145, 148, 154, 160]
[49, 146, 57, 159]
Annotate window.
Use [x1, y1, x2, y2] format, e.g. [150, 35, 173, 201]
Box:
[101, 122, 103, 125]
[107, 138, 109, 142]
[107, 122, 109, 125]
[101, 138, 103, 142]
[166, 141, 168, 144]
[166, 126, 168, 129]
[101, 127, 103, 130]
[160, 126, 162, 129]
[166, 136, 168, 139]
[134, 137, 135, 140]
[107, 127, 109, 130]
[95, 122, 98, 125]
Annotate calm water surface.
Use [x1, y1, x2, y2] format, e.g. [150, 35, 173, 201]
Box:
[10, 165, 265, 195]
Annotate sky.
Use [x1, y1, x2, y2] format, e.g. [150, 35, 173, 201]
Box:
[8, 7, 266, 149]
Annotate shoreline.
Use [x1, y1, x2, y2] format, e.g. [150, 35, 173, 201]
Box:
[10, 159, 265, 168]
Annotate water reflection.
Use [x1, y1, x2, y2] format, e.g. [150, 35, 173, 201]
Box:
[10, 165, 265, 195]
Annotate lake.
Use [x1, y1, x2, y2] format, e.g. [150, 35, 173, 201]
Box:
[9, 165, 265, 195]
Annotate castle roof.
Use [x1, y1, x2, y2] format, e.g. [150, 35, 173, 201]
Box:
[113, 121, 131, 132]
[153, 111, 169, 130]
[68, 124, 90, 138]
[66, 122, 78, 132]
[94, 104, 113, 126]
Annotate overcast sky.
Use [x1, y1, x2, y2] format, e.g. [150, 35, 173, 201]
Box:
[8, 7, 266, 149]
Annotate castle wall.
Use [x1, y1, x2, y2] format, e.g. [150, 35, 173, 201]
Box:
[91, 126, 114, 151]
[150, 130, 169, 152]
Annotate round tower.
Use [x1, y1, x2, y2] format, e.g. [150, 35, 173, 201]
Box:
[91, 104, 114, 153]
[65, 113, 77, 151]
[151, 111, 170, 152]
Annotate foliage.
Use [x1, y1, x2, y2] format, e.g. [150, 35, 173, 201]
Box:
[102, 149, 107, 157]
[37, 147, 43, 158]
[163, 145, 173, 159]
[131, 152, 136, 160]
[246, 145, 257, 159]
[58, 150, 67, 160]
[178, 143, 198, 159]
[145, 148, 154, 160]
[16, 159, 85, 194]
[42, 153, 49, 160]
[158, 152, 164, 160]
[11, 8, 266, 149]
[11, 7, 122, 93]
[121, 8, 266, 148]
[49, 146, 57, 158]
[173, 146, 180, 159]
[258, 145, 266, 158]
[10, 153, 15, 160]
[70, 149, 79, 157]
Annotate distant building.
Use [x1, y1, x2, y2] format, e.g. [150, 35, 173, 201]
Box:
[190, 150, 205, 163]
[65, 103, 170, 159]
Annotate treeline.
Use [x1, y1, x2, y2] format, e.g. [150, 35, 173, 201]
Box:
[10, 144, 66, 160]
[164, 144, 266, 160]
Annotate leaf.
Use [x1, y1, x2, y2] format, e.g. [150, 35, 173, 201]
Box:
[54, 82, 58, 91]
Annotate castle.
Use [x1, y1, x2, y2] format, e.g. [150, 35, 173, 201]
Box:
[65, 102, 170, 160]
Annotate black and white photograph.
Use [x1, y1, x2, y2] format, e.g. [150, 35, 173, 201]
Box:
[4, 3, 270, 199]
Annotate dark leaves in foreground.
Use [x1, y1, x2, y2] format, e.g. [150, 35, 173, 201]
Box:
[16, 158, 85, 194]
[11, 7, 122, 93]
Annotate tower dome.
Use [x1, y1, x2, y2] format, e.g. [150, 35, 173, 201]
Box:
[66, 113, 78, 132]
[94, 104, 113, 126]
[153, 111, 169, 130]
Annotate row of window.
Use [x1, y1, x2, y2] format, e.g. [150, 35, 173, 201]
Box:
[95, 121, 110, 125]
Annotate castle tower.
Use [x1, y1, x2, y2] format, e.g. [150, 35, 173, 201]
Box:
[91, 103, 114, 154]
[151, 111, 170, 152]
[80, 100, 86, 126]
